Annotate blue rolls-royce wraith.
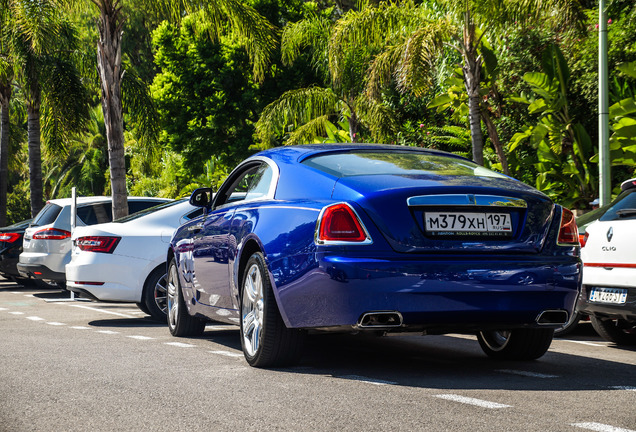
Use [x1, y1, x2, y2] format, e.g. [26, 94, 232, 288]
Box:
[166, 144, 581, 367]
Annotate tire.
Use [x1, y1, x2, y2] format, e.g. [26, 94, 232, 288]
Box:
[136, 301, 150, 315]
[590, 316, 636, 345]
[240, 252, 305, 368]
[477, 328, 554, 360]
[166, 258, 205, 337]
[142, 266, 168, 321]
[554, 312, 582, 337]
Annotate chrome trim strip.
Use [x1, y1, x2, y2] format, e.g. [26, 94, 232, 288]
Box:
[407, 194, 527, 208]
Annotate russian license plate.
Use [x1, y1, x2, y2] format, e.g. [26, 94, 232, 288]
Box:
[425, 212, 512, 236]
[589, 287, 628, 304]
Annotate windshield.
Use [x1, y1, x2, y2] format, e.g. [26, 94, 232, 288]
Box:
[302, 151, 507, 179]
[31, 203, 62, 227]
[113, 199, 185, 223]
[599, 189, 636, 222]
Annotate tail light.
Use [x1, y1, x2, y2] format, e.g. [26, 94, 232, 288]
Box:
[316, 203, 371, 244]
[0, 233, 21, 243]
[579, 232, 589, 248]
[75, 236, 121, 253]
[32, 228, 71, 240]
[557, 208, 579, 245]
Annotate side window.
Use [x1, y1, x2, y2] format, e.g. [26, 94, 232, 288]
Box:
[77, 203, 112, 225]
[31, 203, 63, 227]
[217, 162, 274, 207]
[128, 200, 162, 215]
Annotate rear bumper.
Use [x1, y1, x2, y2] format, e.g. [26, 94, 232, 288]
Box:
[271, 252, 581, 330]
[16, 263, 66, 282]
[576, 285, 636, 321]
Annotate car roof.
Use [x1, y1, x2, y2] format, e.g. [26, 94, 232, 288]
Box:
[252, 143, 466, 164]
[45, 196, 170, 207]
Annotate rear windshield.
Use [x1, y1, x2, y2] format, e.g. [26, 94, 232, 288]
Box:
[302, 151, 506, 178]
[599, 189, 636, 221]
[114, 199, 183, 223]
[31, 203, 63, 227]
[77, 200, 169, 225]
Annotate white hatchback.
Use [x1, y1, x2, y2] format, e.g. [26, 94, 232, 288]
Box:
[66, 199, 201, 320]
[18, 196, 170, 287]
[578, 178, 636, 345]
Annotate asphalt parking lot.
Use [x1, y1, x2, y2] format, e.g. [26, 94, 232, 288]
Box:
[1, 277, 635, 432]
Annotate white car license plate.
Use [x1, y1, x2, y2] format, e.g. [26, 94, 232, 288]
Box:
[425, 212, 512, 235]
[589, 287, 628, 304]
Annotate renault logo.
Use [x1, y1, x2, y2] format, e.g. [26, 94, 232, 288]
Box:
[607, 226, 613, 242]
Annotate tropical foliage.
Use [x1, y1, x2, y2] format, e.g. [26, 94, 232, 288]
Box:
[1, 0, 636, 224]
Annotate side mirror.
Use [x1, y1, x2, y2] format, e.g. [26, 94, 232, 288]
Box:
[189, 188, 213, 207]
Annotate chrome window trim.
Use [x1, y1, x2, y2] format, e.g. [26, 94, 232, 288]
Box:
[407, 194, 528, 208]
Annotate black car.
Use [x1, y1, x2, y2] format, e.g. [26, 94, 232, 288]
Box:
[0, 219, 32, 283]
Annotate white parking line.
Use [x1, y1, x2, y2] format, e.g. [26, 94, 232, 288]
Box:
[70, 326, 91, 330]
[23, 294, 35, 298]
[434, 394, 511, 409]
[572, 422, 636, 432]
[209, 350, 244, 358]
[561, 340, 606, 347]
[9, 311, 24, 315]
[67, 304, 136, 318]
[0, 307, 8, 311]
[164, 342, 196, 348]
[26, 316, 45, 321]
[127, 335, 154, 340]
[46, 322, 65, 326]
[497, 369, 559, 379]
[337, 375, 398, 386]
[97, 330, 119, 335]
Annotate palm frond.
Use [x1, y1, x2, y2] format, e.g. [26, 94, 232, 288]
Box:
[281, 15, 331, 79]
[255, 86, 341, 147]
[285, 115, 334, 146]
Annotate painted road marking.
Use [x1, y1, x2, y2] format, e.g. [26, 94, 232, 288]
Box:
[434, 394, 511, 409]
[209, 350, 243, 358]
[9, 311, 24, 315]
[46, 322, 65, 326]
[127, 335, 154, 340]
[97, 330, 119, 335]
[164, 342, 196, 348]
[26, 316, 45, 321]
[0, 307, 8, 311]
[497, 369, 559, 379]
[70, 326, 91, 330]
[561, 340, 606, 347]
[572, 422, 636, 432]
[338, 375, 398, 386]
[67, 304, 136, 318]
[23, 294, 35, 298]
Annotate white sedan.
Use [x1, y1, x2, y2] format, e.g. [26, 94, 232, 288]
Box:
[66, 199, 202, 320]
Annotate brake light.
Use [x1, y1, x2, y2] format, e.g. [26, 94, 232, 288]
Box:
[557, 208, 579, 245]
[579, 232, 589, 248]
[0, 233, 21, 243]
[317, 203, 370, 243]
[75, 236, 121, 253]
[32, 228, 71, 240]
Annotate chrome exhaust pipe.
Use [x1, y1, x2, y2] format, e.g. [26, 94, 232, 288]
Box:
[536, 310, 569, 325]
[357, 311, 403, 328]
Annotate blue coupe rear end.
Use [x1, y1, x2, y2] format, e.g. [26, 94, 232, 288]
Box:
[168, 144, 581, 367]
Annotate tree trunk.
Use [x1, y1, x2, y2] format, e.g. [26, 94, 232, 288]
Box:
[348, 111, 359, 143]
[27, 102, 44, 218]
[0, 85, 10, 226]
[481, 109, 509, 175]
[461, 9, 484, 166]
[96, 0, 128, 219]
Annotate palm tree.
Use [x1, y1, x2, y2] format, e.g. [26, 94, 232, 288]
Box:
[256, 9, 397, 148]
[331, 0, 585, 166]
[84, 0, 278, 218]
[0, 0, 13, 226]
[10, 0, 90, 217]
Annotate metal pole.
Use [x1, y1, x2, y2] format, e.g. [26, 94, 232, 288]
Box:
[599, 0, 611, 206]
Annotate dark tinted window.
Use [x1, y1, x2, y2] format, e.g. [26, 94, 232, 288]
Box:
[129, 200, 165, 214]
[77, 203, 112, 225]
[114, 200, 182, 223]
[185, 208, 203, 220]
[599, 190, 636, 221]
[31, 203, 63, 227]
[302, 151, 506, 178]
